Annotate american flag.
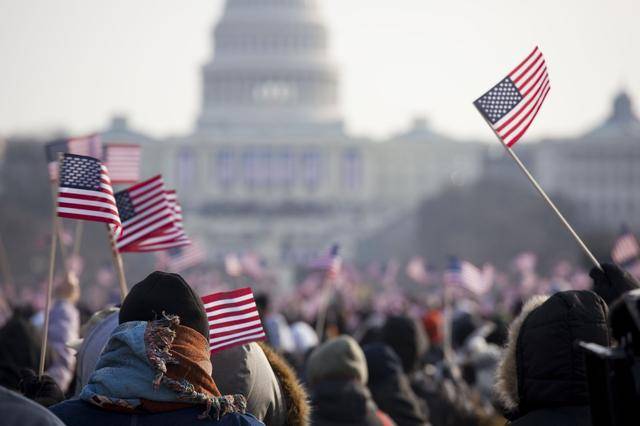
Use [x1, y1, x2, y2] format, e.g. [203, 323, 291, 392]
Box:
[129, 190, 191, 252]
[46, 134, 102, 180]
[57, 154, 121, 236]
[309, 244, 342, 280]
[104, 144, 141, 184]
[160, 241, 206, 272]
[474, 46, 551, 147]
[406, 256, 430, 284]
[201, 287, 266, 353]
[611, 228, 640, 266]
[444, 257, 489, 295]
[115, 175, 175, 251]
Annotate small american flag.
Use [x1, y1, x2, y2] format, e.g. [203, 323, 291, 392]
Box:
[201, 287, 266, 353]
[406, 256, 429, 284]
[115, 175, 175, 251]
[444, 257, 488, 295]
[130, 190, 191, 252]
[162, 241, 206, 272]
[105, 144, 141, 184]
[57, 154, 121, 235]
[474, 46, 551, 147]
[46, 134, 102, 180]
[309, 244, 342, 280]
[611, 228, 640, 266]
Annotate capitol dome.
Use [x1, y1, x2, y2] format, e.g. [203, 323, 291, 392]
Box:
[196, 0, 342, 136]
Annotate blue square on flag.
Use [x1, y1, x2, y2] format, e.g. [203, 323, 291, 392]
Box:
[114, 191, 136, 222]
[59, 155, 102, 190]
[474, 77, 523, 124]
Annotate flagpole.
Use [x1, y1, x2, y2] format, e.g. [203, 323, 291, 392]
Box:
[72, 221, 84, 258]
[315, 276, 332, 340]
[106, 225, 128, 300]
[485, 120, 601, 270]
[0, 232, 16, 299]
[49, 184, 69, 275]
[40, 176, 60, 377]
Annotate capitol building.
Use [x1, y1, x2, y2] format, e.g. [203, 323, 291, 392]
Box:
[99, 0, 639, 280]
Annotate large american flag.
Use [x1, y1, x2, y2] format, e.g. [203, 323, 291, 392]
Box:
[309, 244, 342, 280]
[201, 287, 266, 353]
[444, 257, 488, 295]
[130, 190, 191, 252]
[57, 154, 121, 236]
[474, 46, 551, 147]
[104, 144, 141, 185]
[611, 229, 640, 266]
[115, 175, 175, 251]
[46, 134, 102, 180]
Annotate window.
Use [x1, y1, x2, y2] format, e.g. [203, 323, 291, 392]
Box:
[301, 150, 322, 191]
[341, 149, 363, 190]
[215, 150, 235, 188]
[177, 148, 196, 188]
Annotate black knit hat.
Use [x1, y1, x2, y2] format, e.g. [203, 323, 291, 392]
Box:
[119, 271, 210, 340]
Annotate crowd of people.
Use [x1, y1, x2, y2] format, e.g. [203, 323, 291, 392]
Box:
[0, 258, 638, 425]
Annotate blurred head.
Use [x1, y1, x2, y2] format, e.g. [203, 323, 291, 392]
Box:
[306, 335, 368, 386]
[381, 315, 429, 373]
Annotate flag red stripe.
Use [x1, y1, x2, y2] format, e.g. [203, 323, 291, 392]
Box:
[508, 46, 539, 78]
[506, 86, 551, 147]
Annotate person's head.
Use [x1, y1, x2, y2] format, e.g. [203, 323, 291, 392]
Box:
[119, 271, 209, 340]
[381, 315, 429, 373]
[305, 335, 368, 386]
[495, 290, 609, 416]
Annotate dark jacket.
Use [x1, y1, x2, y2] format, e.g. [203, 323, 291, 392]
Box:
[310, 380, 391, 426]
[49, 399, 263, 426]
[495, 291, 609, 426]
[364, 343, 429, 426]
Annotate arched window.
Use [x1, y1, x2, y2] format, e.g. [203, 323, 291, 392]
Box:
[176, 148, 196, 188]
[341, 149, 363, 190]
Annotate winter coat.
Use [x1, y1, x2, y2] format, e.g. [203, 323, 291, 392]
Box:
[73, 310, 119, 395]
[307, 336, 395, 426]
[495, 290, 609, 426]
[211, 341, 310, 425]
[363, 343, 429, 426]
[0, 314, 41, 390]
[0, 384, 65, 426]
[46, 299, 80, 392]
[50, 316, 261, 426]
[50, 399, 262, 426]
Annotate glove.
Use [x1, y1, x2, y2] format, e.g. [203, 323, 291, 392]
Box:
[18, 368, 65, 407]
[589, 263, 640, 306]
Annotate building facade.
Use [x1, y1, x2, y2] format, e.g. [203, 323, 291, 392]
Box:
[101, 0, 484, 283]
[535, 92, 640, 231]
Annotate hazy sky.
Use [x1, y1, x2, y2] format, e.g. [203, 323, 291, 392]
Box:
[1, 0, 638, 141]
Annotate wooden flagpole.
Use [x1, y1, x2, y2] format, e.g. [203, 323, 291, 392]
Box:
[39, 164, 62, 377]
[72, 221, 84, 258]
[106, 225, 128, 300]
[315, 275, 334, 340]
[49, 184, 69, 275]
[485, 121, 601, 270]
[0, 232, 16, 299]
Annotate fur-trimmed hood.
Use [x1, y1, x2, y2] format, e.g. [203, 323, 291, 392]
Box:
[495, 291, 609, 417]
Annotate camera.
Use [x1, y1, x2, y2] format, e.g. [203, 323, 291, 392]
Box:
[578, 289, 640, 426]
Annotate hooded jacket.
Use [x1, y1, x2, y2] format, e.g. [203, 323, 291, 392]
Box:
[306, 336, 395, 426]
[363, 343, 429, 426]
[211, 341, 310, 426]
[495, 290, 609, 425]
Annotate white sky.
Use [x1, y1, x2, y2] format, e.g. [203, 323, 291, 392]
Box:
[0, 0, 638, 141]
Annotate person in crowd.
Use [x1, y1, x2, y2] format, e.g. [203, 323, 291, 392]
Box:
[49, 271, 263, 426]
[363, 343, 429, 426]
[0, 307, 42, 391]
[0, 384, 65, 426]
[210, 340, 310, 425]
[306, 335, 395, 425]
[256, 293, 296, 353]
[45, 271, 81, 393]
[590, 262, 640, 306]
[495, 290, 609, 425]
[72, 307, 119, 395]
